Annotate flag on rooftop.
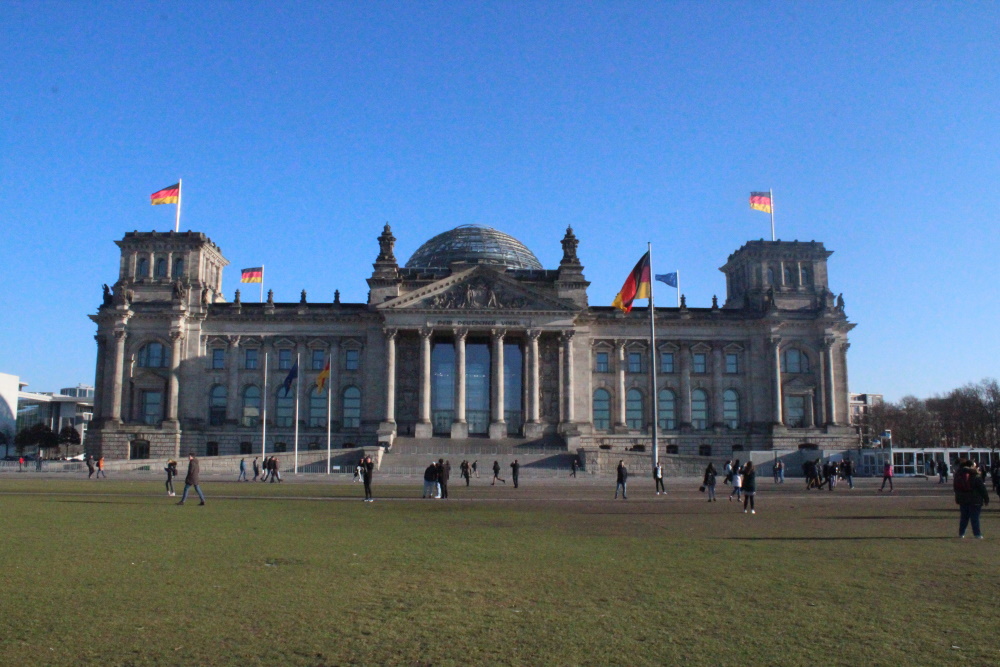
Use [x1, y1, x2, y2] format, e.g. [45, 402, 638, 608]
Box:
[611, 251, 651, 313]
[241, 267, 263, 283]
[656, 272, 677, 288]
[750, 191, 772, 214]
[150, 183, 180, 205]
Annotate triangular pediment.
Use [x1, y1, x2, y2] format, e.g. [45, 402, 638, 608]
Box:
[378, 267, 575, 312]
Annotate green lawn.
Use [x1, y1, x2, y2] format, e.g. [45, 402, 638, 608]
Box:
[0, 478, 995, 666]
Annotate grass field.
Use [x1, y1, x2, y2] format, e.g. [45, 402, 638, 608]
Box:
[0, 475, 996, 666]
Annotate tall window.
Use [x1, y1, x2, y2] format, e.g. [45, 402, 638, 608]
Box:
[660, 352, 674, 373]
[311, 349, 325, 370]
[276, 388, 294, 427]
[784, 266, 794, 285]
[782, 349, 810, 374]
[593, 389, 611, 430]
[242, 386, 261, 427]
[345, 349, 360, 371]
[173, 257, 185, 278]
[596, 352, 609, 373]
[766, 267, 775, 285]
[278, 349, 293, 370]
[209, 385, 227, 426]
[691, 389, 709, 429]
[628, 352, 642, 373]
[245, 348, 258, 370]
[725, 353, 739, 374]
[140, 391, 162, 425]
[155, 258, 168, 278]
[625, 389, 643, 429]
[801, 266, 812, 285]
[137, 257, 149, 278]
[786, 395, 806, 427]
[138, 342, 170, 368]
[211, 348, 225, 369]
[723, 389, 740, 429]
[342, 387, 361, 428]
[129, 440, 150, 460]
[693, 353, 707, 374]
[658, 389, 676, 430]
[308, 387, 327, 427]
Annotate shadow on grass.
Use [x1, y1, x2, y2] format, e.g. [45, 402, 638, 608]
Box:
[722, 536, 956, 541]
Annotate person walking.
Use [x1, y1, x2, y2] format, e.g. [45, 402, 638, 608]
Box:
[422, 461, 438, 498]
[937, 459, 948, 484]
[362, 455, 374, 502]
[570, 457, 578, 478]
[18, 456, 24, 472]
[252, 457, 260, 482]
[238, 458, 248, 482]
[703, 463, 717, 502]
[777, 460, 785, 483]
[491, 460, 505, 486]
[86, 454, 95, 479]
[271, 456, 282, 483]
[472, 460, 479, 478]
[742, 461, 757, 514]
[878, 460, 894, 493]
[723, 459, 733, 486]
[177, 452, 205, 505]
[615, 460, 628, 499]
[842, 458, 855, 489]
[96, 456, 107, 479]
[438, 459, 450, 499]
[510, 459, 520, 488]
[164, 459, 177, 496]
[729, 461, 743, 502]
[654, 462, 665, 495]
[460, 460, 471, 486]
[954, 459, 989, 538]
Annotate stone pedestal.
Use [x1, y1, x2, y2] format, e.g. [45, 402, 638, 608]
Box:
[414, 422, 433, 438]
[524, 422, 546, 439]
[450, 422, 469, 439]
[489, 422, 507, 439]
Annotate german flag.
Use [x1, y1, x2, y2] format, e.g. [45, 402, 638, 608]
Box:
[316, 358, 331, 393]
[240, 267, 263, 283]
[150, 183, 180, 205]
[750, 191, 772, 214]
[611, 251, 651, 313]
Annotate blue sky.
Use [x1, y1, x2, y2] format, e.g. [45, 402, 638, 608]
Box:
[3, 1, 998, 402]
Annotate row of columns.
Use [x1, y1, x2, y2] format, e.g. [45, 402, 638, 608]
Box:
[770, 336, 841, 427]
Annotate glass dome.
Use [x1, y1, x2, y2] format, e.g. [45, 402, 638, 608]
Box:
[404, 225, 543, 271]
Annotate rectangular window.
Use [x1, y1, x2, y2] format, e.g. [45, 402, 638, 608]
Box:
[660, 352, 674, 373]
[786, 396, 806, 427]
[628, 352, 642, 373]
[278, 349, 292, 370]
[345, 349, 360, 371]
[140, 391, 162, 425]
[245, 348, 258, 370]
[725, 353, 739, 374]
[206, 441, 219, 457]
[596, 352, 609, 373]
[211, 348, 225, 369]
[693, 353, 707, 374]
[311, 349, 325, 370]
[239, 441, 252, 455]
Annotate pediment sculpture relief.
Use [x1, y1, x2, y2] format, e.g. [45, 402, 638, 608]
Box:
[427, 277, 533, 310]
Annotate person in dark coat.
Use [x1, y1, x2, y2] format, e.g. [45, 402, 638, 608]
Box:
[252, 456, 260, 482]
[654, 462, 665, 495]
[460, 460, 471, 486]
[271, 456, 282, 483]
[954, 459, 989, 538]
[570, 458, 578, 478]
[177, 452, 205, 505]
[510, 459, 520, 488]
[164, 459, 177, 497]
[615, 460, 628, 499]
[362, 455, 374, 502]
[423, 461, 438, 498]
[742, 461, 757, 514]
[491, 460, 505, 486]
[86, 454, 95, 479]
[438, 458, 450, 499]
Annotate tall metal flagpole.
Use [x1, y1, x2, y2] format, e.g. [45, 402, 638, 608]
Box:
[174, 178, 182, 233]
[676, 270, 681, 308]
[261, 351, 268, 461]
[260, 265, 265, 303]
[293, 353, 300, 475]
[325, 355, 332, 475]
[648, 242, 660, 472]
[770, 189, 775, 242]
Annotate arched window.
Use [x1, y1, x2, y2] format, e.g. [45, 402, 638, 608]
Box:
[691, 389, 709, 430]
[154, 258, 168, 278]
[625, 389, 643, 429]
[137, 342, 170, 368]
[766, 267, 775, 285]
[173, 257, 185, 279]
[723, 389, 740, 429]
[242, 385, 261, 427]
[658, 389, 676, 430]
[137, 256, 149, 278]
[308, 387, 327, 428]
[593, 389, 611, 430]
[276, 387, 294, 427]
[784, 266, 794, 286]
[342, 386, 361, 429]
[782, 348, 810, 374]
[208, 385, 227, 426]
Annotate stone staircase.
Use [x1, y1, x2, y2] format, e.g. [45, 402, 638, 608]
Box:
[380, 434, 573, 475]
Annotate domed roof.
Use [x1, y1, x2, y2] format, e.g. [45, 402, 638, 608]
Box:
[405, 225, 543, 271]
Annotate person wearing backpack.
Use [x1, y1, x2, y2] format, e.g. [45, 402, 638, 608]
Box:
[954, 459, 989, 539]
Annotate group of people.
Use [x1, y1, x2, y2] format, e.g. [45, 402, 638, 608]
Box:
[803, 458, 855, 491]
[251, 456, 282, 483]
[423, 459, 452, 498]
[85, 454, 106, 479]
[719, 459, 758, 513]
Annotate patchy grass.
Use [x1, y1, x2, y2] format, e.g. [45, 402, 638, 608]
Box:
[0, 477, 996, 666]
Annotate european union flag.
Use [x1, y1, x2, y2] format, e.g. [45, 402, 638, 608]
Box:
[656, 273, 678, 288]
[281, 361, 299, 396]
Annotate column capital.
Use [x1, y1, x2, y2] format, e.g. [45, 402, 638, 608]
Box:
[113, 329, 127, 341]
[614, 338, 626, 352]
[769, 336, 782, 348]
[452, 328, 468, 341]
[169, 330, 185, 342]
[822, 335, 836, 350]
[490, 328, 506, 343]
[383, 328, 398, 340]
[527, 329, 541, 341]
[226, 335, 241, 349]
[419, 327, 434, 340]
[560, 330, 575, 343]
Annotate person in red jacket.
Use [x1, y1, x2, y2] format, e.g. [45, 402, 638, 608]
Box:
[954, 459, 989, 538]
[878, 460, 893, 493]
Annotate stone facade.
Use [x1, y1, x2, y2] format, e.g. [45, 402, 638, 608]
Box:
[87, 226, 856, 460]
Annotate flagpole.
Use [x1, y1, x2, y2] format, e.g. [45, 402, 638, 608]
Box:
[260, 265, 265, 303]
[261, 351, 268, 461]
[326, 356, 332, 475]
[770, 189, 775, 242]
[676, 270, 681, 308]
[294, 353, 300, 475]
[174, 179, 182, 233]
[648, 242, 660, 473]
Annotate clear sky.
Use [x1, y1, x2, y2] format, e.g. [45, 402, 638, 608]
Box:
[3, 1, 998, 402]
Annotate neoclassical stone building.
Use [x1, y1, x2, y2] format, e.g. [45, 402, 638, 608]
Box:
[88, 224, 856, 460]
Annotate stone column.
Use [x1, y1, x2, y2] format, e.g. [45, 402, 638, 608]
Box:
[711, 344, 724, 428]
[824, 337, 838, 425]
[415, 329, 433, 438]
[92, 335, 105, 420]
[615, 340, 626, 427]
[805, 393, 815, 427]
[527, 330, 540, 423]
[451, 329, 469, 438]
[384, 329, 397, 424]
[489, 329, 506, 439]
[110, 329, 127, 423]
[679, 342, 692, 428]
[166, 329, 184, 423]
[816, 341, 828, 426]
[771, 337, 784, 425]
[562, 332, 575, 423]
[226, 336, 241, 423]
